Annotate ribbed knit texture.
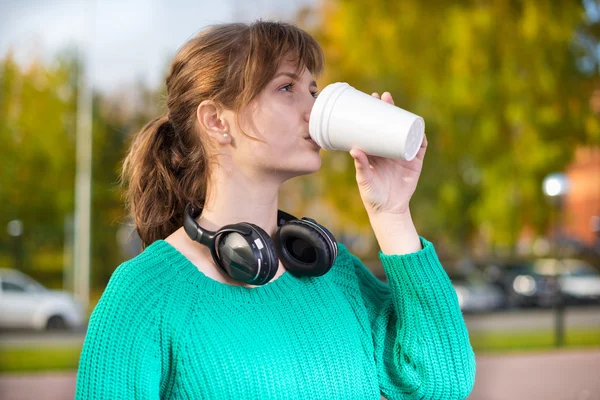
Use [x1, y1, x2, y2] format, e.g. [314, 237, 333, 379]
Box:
[75, 237, 476, 399]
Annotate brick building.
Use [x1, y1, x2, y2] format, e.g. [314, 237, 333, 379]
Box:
[563, 146, 600, 247]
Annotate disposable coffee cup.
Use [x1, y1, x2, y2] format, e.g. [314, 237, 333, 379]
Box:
[309, 82, 425, 161]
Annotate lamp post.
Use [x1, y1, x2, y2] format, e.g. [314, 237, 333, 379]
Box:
[7, 220, 24, 271]
[73, 0, 95, 310]
[542, 173, 569, 348]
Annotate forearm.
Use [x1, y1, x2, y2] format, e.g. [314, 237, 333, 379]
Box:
[368, 208, 422, 256]
[375, 238, 476, 399]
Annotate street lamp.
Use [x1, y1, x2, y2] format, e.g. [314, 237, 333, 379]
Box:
[542, 173, 570, 257]
[542, 172, 569, 348]
[543, 174, 569, 202]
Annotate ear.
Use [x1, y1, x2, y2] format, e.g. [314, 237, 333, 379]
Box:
[196, 100, 232, 145]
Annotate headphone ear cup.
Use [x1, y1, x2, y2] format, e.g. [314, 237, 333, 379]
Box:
[216, 223, 280, 285]
[243, 223, 280, 284]
[303, 218, 338, 257]
[274, 220, 337, 277]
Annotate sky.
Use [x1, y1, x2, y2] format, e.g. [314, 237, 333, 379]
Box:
[0, 0, 315, 93]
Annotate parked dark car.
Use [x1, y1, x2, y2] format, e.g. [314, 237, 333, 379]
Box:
[473, 260, 558, 309]
[531, 258, 600, 306]
[448, 268, 506, 313]
[372, 258, 506, 313]
[474, 258, 600, 308]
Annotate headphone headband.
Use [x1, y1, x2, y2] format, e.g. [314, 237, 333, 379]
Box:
[183, 203, 337, 285]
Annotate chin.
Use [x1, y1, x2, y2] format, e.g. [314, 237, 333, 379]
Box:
[300, 151, 323, 173]
[297, 162, 322, 176]
[279, 153, 322, 180]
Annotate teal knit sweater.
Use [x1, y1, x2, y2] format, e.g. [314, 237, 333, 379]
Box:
[76, 237, 476, 399]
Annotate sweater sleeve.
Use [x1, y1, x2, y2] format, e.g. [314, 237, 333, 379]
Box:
[349, 237, 476, 400]
[75, 261, 164, 399]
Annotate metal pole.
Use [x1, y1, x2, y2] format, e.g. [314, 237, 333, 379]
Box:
[74, 0, 95, 309]
[554, 197, 566, 348]
[7, 220, 24, 272]
[63, 213, 74, 292]
[554, 290, 565, 347]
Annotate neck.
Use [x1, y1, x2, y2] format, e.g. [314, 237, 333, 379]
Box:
[171, 163, 293, 287]
[197, 165, 285, 237]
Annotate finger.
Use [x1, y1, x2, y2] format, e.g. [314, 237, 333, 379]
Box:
[381, 91, 395, 105]
[350, 147, 371, 170]
[415, 136, 428, 160]
[350, 147, 366, 164]
[371, 92, 380, 99]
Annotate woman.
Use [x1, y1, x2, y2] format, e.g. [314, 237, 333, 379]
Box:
[75, 21, 476, 399]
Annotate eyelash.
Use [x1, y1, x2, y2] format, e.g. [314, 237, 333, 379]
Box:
[280, 82, 319, 99]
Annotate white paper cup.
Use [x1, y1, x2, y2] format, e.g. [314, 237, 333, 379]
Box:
[309, 82, 424, 161]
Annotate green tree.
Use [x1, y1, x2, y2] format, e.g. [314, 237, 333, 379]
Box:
[0, 51, 160, 291]
[293, 0, 599, 257]
[0, 51, 78, 284]
[90, 80, 164, 287]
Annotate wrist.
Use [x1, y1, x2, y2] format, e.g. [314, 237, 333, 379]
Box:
[367, 208, 412, 222]
[368, 209, 422, 256]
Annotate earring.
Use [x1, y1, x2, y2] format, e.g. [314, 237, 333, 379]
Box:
[223, 134, 229, 139]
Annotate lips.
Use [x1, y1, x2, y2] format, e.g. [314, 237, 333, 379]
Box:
[305, 137, 320, 148]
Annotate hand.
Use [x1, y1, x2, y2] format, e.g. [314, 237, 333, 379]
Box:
[349, 91, 428, 217]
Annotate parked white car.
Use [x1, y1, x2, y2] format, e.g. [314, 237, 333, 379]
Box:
[0, 268, 85, 331]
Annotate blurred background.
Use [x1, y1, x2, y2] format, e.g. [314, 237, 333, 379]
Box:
[1, 0, 599, 399]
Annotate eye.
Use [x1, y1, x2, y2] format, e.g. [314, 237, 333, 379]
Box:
[279, 82, 319, 99]
[280, 82, 295, 92]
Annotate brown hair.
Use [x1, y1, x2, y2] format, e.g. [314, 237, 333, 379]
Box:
[120, 21, 324, 249]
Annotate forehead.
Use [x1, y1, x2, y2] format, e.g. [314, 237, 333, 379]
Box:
[276, 58, 311, 75]
[274, 60, 316, 86]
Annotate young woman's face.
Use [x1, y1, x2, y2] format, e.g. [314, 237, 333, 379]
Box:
[232, 59, 322, 180]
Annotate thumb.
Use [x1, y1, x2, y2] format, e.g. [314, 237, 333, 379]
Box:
[350, 148, 373, 183]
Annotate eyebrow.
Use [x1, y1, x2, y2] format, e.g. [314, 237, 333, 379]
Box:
[273, 72, 317, 87]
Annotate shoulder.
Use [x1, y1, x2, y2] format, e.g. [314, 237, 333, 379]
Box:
[85, 240, 203, 353]
[107, 241, 171, 292]
[93, 241, 180, 320]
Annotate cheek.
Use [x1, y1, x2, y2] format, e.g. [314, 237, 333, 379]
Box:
[240, 107, 277, 138]
[254, 111, 296, 146]
[237, 98, 302, 156]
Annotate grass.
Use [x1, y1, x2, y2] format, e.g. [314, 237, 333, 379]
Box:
[1, 329, 599, 373]
[469, 328, 600, 354]
[0, 347, 82, 373]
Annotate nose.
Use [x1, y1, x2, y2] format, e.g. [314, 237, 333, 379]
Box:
[302, 94, 316, 123]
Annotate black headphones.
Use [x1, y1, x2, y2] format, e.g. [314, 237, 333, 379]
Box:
[183, 203, 338, 285]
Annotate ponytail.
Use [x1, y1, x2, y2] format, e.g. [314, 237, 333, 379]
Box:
[120, 115, 211, 249]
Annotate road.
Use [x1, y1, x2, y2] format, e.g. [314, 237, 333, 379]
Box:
[469, 348, 600, 400]
[0, 330, 85, 348]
